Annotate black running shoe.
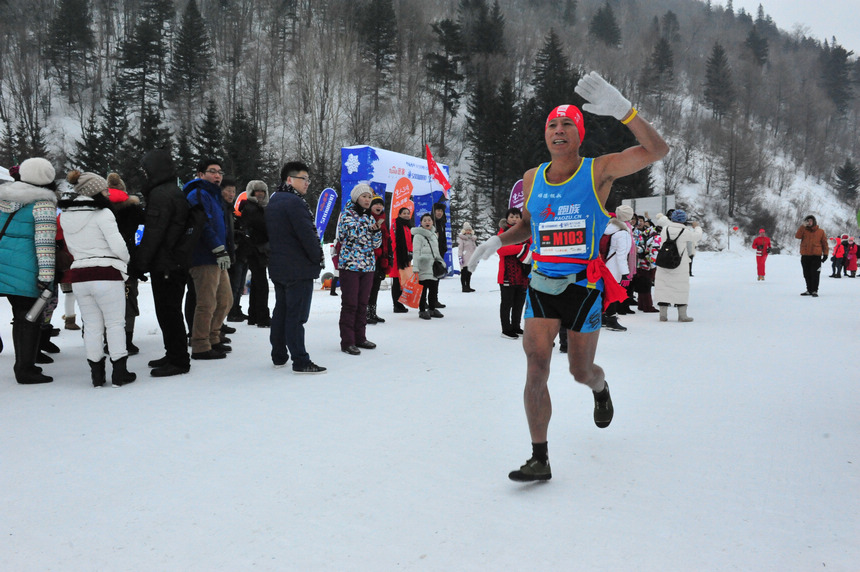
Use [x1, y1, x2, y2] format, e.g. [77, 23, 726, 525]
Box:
[593, 382, 614, 428]
[508, 457, 552, 482]
[293, 362, 327, 374]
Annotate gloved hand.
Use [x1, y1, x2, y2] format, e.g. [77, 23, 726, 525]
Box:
[467, 235, 502, 272]
[213, 245, 231, 271]
[821, 254, 828, 263]
[574, 71, 633, 121]
[620, 274, 631, 288]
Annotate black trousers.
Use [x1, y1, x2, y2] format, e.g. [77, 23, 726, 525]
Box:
[152, 269, 190, 368]
[500, 285, 527, 331]
[801, 255, 822, 293]
[246, 253, 270, 324]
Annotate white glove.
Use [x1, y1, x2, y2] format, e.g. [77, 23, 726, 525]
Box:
[574, 71, 632, 121]
[212, 245, 231, 271]
[467, 235, 502, 272]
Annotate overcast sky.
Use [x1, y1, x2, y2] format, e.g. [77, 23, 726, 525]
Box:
[731, 0, 860, 53]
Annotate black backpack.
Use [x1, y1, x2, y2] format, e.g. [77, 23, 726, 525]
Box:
[171, 203, 208, 269]
[655, 227, 685, 269]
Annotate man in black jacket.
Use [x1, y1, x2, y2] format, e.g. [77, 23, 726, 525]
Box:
[265, 161, 326, 374]
[136, 149, 191, 377]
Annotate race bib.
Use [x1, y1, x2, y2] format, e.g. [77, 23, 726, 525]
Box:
[538, 219, 587, 256]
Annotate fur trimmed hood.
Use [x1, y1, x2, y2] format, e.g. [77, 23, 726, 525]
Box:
[0, 181, 58, 210]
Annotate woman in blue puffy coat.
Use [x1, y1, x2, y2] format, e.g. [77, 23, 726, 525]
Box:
[335, 184, 382, 355]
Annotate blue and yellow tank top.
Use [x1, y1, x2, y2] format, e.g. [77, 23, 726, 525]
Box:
[526, 159, 610, 279]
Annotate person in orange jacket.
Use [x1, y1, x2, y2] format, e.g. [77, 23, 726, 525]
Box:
[751, 228, 771, 281]
[795, 215, 828, 296]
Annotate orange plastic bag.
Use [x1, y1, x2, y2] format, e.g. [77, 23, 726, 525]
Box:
[398, 272, 423, 309]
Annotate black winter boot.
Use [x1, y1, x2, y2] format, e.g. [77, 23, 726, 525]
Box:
[89, 358, 107, 387]
[14, 321, 52, 384]
[111, 356, 137, 386]
[39, 324, 60, 353]
[366, 304, 378, 325]
[125, 331, 139, 355]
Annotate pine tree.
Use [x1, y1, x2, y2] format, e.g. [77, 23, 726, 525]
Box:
[834, 159, 860, 201]
[425, 19, 465, 154]
[119, 16, 162, 121]
[0, 122, 18, 166]
[466, 77, 519, 215]
[745, 25, 769, 66]
[224, 105, 263, 186]
[640, 37, 674, 112]
[46, 0, 95, 103]
[820, 39, 854, 115]
[661, 10, 681, 43]
[175, 124, 197, 184]
[359, 0, 398, 111]
[588, 2, 621, 48]
[194, 100, 225, 162]
[704, 42, 736, 121]
[168, 0, 213, 129]
[71, 109, 105, 173]
[97, 83, 132, 173]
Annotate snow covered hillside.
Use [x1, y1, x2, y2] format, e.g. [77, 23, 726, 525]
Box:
[1, 251, 858, 570]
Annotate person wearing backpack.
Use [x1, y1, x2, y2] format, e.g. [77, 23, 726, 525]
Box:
[600, 206, 634, 332]
[654, 210, 702, 322]
[136, 149, 192, 377]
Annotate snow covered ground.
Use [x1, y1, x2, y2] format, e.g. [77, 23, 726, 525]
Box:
[1, 251, 857, 571]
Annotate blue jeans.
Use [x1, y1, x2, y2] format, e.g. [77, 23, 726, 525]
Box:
[270, 279, 314, 367]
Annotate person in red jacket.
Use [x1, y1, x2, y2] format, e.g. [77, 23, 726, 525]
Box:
[367, 196, 392, 323]
[829, 236, 845, 278]
[751, 228, 771, 281]
[497, 207, 532, 339]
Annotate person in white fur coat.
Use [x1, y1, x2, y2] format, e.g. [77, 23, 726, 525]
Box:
[601, 206, 634, 331]
[59, 171, 135, 387]
[654, 210, 703, 322]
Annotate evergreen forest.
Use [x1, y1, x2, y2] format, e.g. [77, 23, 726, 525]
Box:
[1, 0, 858, 240]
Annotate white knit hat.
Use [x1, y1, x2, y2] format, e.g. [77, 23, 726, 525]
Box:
[18, 158, 55, 186]
[350, 183, 373, 203]
[615, 205, 634, 222]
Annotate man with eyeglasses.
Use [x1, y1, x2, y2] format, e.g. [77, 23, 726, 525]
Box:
[184, 158, 234, 360]
[265, 161, 326, 374]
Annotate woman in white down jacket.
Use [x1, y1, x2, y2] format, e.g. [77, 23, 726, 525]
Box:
[59, 171, 136, 387]
[654, 210, 703, 322]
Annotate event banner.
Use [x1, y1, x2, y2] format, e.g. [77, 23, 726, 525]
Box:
[341, 146, 453, 272]
[508, 179, 524, 210]
[315, 187, 338, 238]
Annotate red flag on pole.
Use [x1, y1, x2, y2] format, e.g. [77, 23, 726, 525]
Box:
[425, 144, 451, 198]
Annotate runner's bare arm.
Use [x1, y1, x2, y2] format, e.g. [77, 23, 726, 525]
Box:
[500, 168, 537, 246]
[593, 114, 669, 205]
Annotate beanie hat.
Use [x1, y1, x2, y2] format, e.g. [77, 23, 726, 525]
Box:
[615, 205, 634, 222]
[107, 172, 126, 192]
[759, 228, 765, 233]
[841, 233, 849, 240]
[107, 188, 130, 203]
[546, 105, 586, 143]
[67, 170, 108, 197]
[670, 210, 687, 223]
[18, 158, 55, 186]
[351, 183, 373, 203]
[461, 222, 473, 232]
[370, 195, 384, 208]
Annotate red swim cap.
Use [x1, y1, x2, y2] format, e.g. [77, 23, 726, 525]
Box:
[546, 105, 585, 143]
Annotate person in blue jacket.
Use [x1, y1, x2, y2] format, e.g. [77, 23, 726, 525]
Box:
[265, 161, 326, 374]
[184, 159, 234, 360]
[0, 157, 58, 384]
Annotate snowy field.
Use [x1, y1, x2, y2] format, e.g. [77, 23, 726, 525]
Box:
[1, 251, 858, 571]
